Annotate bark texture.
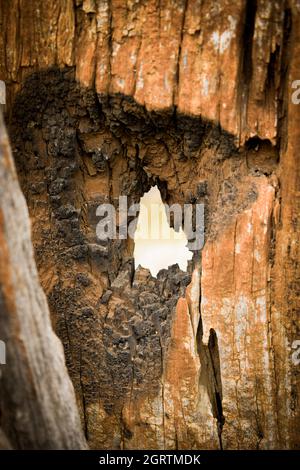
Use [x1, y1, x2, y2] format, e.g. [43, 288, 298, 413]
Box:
[0, 113, 87, 449]
[0, 428, 11, 449]
[0, 0, 299, 450]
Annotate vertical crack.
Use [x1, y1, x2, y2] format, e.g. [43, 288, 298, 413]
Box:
[197, 321, 225, 449]
[158, 330, 166, 449]
[172, 0, 188, 108]
[277, 6, 292, 154]
[107, 0, 113, 90]
[79, 348, 89, 441]
[237, 0, 257, 140]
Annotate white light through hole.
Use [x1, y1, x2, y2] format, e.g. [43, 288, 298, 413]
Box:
[134, 186, 193, 277]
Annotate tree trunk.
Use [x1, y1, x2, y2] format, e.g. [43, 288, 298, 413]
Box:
[0, 427, 11, 450]
[0, 113, 87, 449]
[0, 0, 299, 450]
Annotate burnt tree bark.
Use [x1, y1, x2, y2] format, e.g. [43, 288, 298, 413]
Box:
[0, 0, 299, 450]
[0, 113, 87, 449]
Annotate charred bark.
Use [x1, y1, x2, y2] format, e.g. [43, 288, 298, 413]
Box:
[0, 113, 87, 449]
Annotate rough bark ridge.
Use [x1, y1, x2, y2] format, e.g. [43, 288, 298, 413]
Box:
[0, 113, 87, 450]
[0, 0, 299, 450]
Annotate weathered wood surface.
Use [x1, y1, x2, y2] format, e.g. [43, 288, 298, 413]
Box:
[0, 113, 87, 449]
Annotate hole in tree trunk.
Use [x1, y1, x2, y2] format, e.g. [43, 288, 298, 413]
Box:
[134, 186, 192, 277]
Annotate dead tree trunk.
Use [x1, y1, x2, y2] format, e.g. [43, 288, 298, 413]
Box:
[0, 0, 299, 450]
[0, 113, 87, 449]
